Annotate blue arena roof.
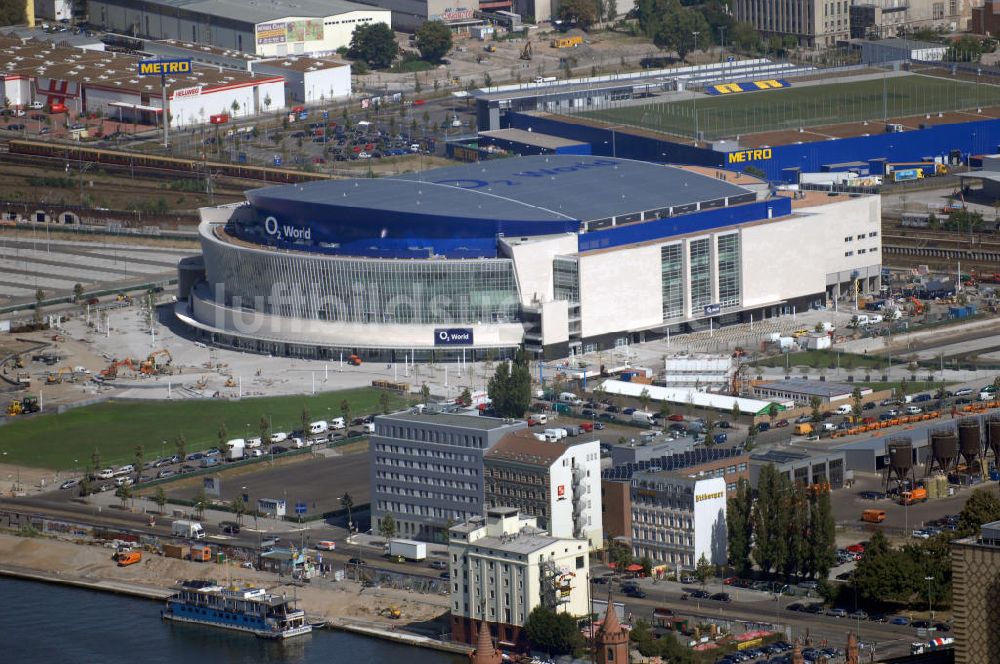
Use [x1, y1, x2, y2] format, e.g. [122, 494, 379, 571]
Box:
[236, 155, 755, 258]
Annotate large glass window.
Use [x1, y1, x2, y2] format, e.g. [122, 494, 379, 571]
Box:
[661, 244, 683, 320]
[689, 238, 712, 312]
[553, 257, 579, 303]
[204, 231, 521, 325]
[717, 233, 741, 308]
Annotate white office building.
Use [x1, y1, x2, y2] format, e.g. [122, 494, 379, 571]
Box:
[631, 474, 727, 569]
[448, 507, 590, 648]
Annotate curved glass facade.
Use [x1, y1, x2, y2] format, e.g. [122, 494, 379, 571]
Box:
[201, 225, 521, 325]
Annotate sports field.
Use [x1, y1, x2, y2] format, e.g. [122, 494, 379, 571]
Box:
[581, 73, 1000, 141]
[0, 387, 409, 470]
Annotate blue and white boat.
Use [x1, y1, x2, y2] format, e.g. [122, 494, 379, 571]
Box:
[162, 580, 313, 639]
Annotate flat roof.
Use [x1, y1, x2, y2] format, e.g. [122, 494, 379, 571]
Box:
[755, 379, 858, 398]
[247, 155, 753, 225]
[107, 0, 378, 24]
[479, 128, 587, 150]
[486, 430, 576, 466]
[865, 38, 946, 50]
[378, 410, 517, 431]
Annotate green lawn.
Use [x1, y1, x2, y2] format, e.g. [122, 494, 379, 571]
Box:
[753, 350, 887, 371]
[0, 387, 409, 470]
[581, 73, 1000, 140]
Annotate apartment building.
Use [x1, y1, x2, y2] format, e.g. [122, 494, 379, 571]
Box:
[483, 430, 603, 549]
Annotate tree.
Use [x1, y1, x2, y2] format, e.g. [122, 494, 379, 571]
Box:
[731, 401, 741, 423]
[694, 553, 713, 585]
[72, 283, 84, 302]
[379, 512, 396, 541]
[340, 399, 352, 430]
[379, 391, 391, 414]
[639, 555, 653, 577]
[174, 433, 187, 461]
[731, 20, 761, 52]
[348, 22, 398, 69]
[810, 489, 837, 579]
[91, 448, 103, 473]
[638, 388, 651, 413]
[414, 20, 452, 63]
[727, 478, 753, 576]
[607, 538, 633, 568]
[851, 387, 864, 423]
[116, 483, 132, 509]
[33, 288, 45, 328]
[809, 395, 822, 423]
[153, 486, 167, 513]
[651, 0, 709, 62]
[231, 497, 247, 526]
[947, 35, 983, 62]
[194, 486, 208, 519]
[301, 407, 311, 436]
[605, 0, 617, 22]
[659, 399, 672, 421]
[341, 492, 355, 530]
[767, 402, 780, 425]
[958, 488, 1000, 536]
[0, 2, 26, 26]
[421, 383, 431, 404]
[556, 0, 598, 29]
[133, 445, 144, 480]
[752, 464, 789, 574]
[79, 471, 92, 498]
[487, 351, 531, 417]
[458, 387, 472, 406]
[782, 484, 808, 579]
[524, 606, 584, 656]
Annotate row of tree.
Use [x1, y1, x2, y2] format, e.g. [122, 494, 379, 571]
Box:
[727, 469, 836, 580]
[347, 21, 452, 70]
[487, 349, 532, 418]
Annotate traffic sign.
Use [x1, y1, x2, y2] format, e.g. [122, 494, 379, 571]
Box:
[322, 111, 329, 119]
[295, 502, 307, 514]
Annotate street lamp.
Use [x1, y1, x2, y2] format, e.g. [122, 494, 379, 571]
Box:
[925, 575, 934, 619]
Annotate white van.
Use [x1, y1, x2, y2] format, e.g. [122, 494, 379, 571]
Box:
[544, 428, 566, 440]
[835, 404, 853, 415]
[240, 437, 258, 449]
[330, 417, 346, 430]
[530, 413, 548, 425]
[270, 432, 287, 443]
[558, 392, 583, 405]
[632, 410, 655, 424]
[309, 420, 329, 435]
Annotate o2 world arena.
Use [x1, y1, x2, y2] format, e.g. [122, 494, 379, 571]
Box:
[176, 155, 883, 361]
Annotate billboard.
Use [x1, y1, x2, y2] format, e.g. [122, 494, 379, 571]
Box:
[256, 21, 287, 45]
[434, 328, 473, 346]
[703, 303, 721, 316]
[172, 86, 202, 99]
[138, 59, 192, 76]
[286, 19, 324, 42]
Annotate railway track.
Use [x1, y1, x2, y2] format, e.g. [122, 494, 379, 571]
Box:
[881, 217, 1000, 272]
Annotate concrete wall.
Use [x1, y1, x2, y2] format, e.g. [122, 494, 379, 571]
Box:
[578, 243, 662, 339]
[254, 12, 392, 57]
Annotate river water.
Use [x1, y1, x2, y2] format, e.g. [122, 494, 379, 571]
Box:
[1, 577, 463, 663]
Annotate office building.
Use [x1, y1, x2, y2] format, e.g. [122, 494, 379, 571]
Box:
[448, 507, 590, 648]
[630, 474, 727, 569]
[370, 411, 525, 542]
[951, 520, 1000, 664]
[483, 430, 603, 549]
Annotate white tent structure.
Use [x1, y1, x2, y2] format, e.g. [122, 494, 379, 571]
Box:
[598, 379, 792, 416]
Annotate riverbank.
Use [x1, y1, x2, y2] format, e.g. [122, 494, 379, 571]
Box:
[0, 532, 470, 656]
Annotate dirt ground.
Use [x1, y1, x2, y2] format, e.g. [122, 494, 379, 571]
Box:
[0, 532, 450, 625]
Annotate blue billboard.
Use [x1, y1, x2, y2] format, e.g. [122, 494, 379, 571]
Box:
[435, 328, 474, 346]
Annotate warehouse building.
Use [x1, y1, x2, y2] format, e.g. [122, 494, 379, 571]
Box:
[369, 411, 524, 543]
[752, 379, 874, 407]
[88, 0, 390, 55]
[0, 35, 284, 127]
[749, 449, 847, 490]
[448, 507, 590, 648]
[179, 154, 883, 360]
[483, 430, 603, 549]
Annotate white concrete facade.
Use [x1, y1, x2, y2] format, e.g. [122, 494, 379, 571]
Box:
[250, 60, 352, 103]
[546, 440, 603, 549]
[448, 508, 590, 629]
[169, 78, 286, 128]
[254, 12, 391, 57]
[631, 474, 728, 569]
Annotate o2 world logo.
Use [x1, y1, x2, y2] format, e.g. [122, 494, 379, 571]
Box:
[264, 216, 312, 242]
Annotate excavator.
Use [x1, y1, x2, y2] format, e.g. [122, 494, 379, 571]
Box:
[7, 395, 39, 416]
[46, 367, 75, 384]
[140, 349, 172, 375]
[100, 358, 137, 380]
[908, 296, 925, 316]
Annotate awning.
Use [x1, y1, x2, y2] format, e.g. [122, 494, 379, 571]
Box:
[109, 101, 163, 113]
[625, 563, 643, 572]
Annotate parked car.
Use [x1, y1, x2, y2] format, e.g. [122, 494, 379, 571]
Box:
[348, 558, 366, 566]
[59, 479, 80, 490]
[827, 608, 848, 618]
[889, 616, 910, 626]
[775, 419, 789, 428]
[429, 560, 448, 570]
[710, 592, 731, 602]
[668, 414, 685, 422]
[624, 588, 647, 599]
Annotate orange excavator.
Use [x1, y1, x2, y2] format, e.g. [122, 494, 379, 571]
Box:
[140, 349, 172, 375]
[908, 296, 925, 316]
[100, 358, 138, 380]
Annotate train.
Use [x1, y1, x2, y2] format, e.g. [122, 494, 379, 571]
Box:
[7, 139, 331, 184]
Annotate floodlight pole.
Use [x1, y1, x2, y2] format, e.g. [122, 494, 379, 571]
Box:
[161, 73, 170, 149]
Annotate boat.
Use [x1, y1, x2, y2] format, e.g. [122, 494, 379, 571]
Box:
[161, 580, 312, 639]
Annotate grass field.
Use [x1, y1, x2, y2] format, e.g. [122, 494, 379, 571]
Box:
[581, 73, 1000, 140]
[0, 388, 409, 471]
